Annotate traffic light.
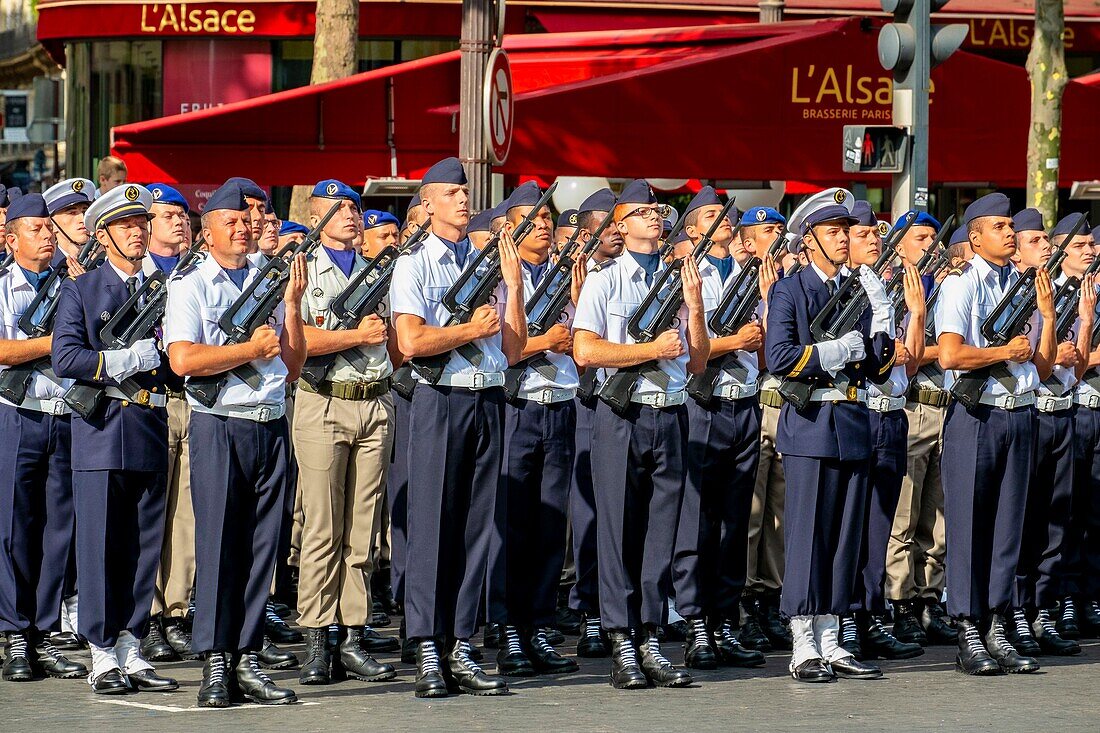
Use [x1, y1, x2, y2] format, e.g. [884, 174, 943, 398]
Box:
[842, 125, 909, 174]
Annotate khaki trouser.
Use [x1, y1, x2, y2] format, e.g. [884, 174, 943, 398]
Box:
[885, 401, 947, 601]
[152, 396, 195, 618]
[293, 389, 394, 628]
[746, 402, 785, 594]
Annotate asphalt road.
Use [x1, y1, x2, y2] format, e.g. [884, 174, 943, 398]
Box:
[4, 626, 1098, 732]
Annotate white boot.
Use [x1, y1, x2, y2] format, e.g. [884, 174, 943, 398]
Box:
[115, 630, 154, 675]
[88, 643, 122, 687]
[788, 615, 822, 672]
[814, 614, 853, 664]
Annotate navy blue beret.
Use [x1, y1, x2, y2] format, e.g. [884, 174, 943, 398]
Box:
[407, 192, 421, 211]
[506, 181, 543, 211]
[850, 201, 875, 227]
[685, 186, 721, 216]
[467, 209, 496, 233]
[6, 193, 49, 221]
[894, 210, 940, 231]
[421, 157, 467, 186]
[312, 179, 362, 210]
[742, 206, 786, 227]
[1093, 225, 1100, 242]
[1011, 208, 1044, 233]
[578, 188, 615, 214]
[224, 177, 267, 203]
[363, 209, 399, 230]
[618, 179, 656, 206]
[557, 209, 578, 228]
[148, 183, 190, 214]
[949, 225, 969, 247]
[671, 230, 690, 245]
[279, 220, 309, 237]
[1051, 213, 1089, 239]
[5, 188, 21, 206]
[205, 182, 248, 213]
[963, 193, 1011, 226]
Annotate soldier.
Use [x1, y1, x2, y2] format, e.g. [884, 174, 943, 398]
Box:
[0, 184, 23, 246]
[43, 178, 97, 263]
[467, 207, 499, 251]
[936, 192, 1055, 676]
[390, 157, 525, 698]
[224, 177, 267, 252]
[400, 193, 427, 245]
[253, 211, 281, 266]
[279, 221, 308, 250]
[0, 194, 87, 683]
[764, 190, 895, 683]
[362, 210, 400, 258]
[553, 209, 578, 258]
[164, 180, 307, 706]
[96, 156, 128, 195]
[573, 179, 709, 690]
[52, 184, 178, 694]
[293, 180, 398, 686]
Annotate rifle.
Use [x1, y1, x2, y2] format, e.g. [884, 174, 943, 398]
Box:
[1052, 251, 1100, 343]
[0, 238, 101, 405]
[887, 214, 955, 332]
[408, 182, 557, 385]
[62, 238, 206, 418]
[598, 197, 738, 415]
[948, 213, 1085, 408]
[686, 230, 786, 405]
[501, 196, 620, 400]
[298, 221, 431, 390]
[185, 202, 339, 408]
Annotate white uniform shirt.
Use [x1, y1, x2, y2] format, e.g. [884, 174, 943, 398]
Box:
[936, 254, 1041, 396]
[0, 264, 72, 405]
[1043, 273, 1083, 397]
[572, 248, 690, 396]
[516, 263, 579, 398]
[698, 256, 759, 389]
[389, 233, 508, 384]
[163, 253, 288, 409]
[869, 304, 911, 399]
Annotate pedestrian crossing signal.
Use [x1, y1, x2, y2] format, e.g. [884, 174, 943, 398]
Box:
[842, 125, 909, 173]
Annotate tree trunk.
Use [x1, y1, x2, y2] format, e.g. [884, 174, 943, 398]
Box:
[459, 0, 495, 210]
[1025, 0, 1067, 229]
[289, 0, 359, 223]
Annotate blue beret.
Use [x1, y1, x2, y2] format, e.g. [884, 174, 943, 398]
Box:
[279, 220, 309, 237]
[949, 225, 969, 247]
[802, 204, 858, 234]
[407, 192, 421, 211]
[205, 182, 248, 213]
[850, 201, 875, 227]
[467, 209, 496, 233]
[421, 157, 467, 186]
[85, 184, 153, 231]
[963, 192, 1011, 226]
[618, 179, 656, 206]
[1093, 225, 1100, 242]
[312, 179, 361, 210]
[742, 206, 786, 227]
[363, 209, 399, 230]
[224, 177, 267, 202]
[148, 183, 189, 214]
[671, 230, 690, 245]
[662, 217, 674, 235]
[506, 181, 543, 211]
[43, 178, 96, 215]
[578, 188, 615, 214]
[1051, 213, 1089, 239]
[893, 210, 940, 231]
[5, 188, 21, 207]
[5, 193, 49, 221]
[685, 186, 721, 216]
[557, 209, 578, 228]
[1011, 208, 1044, 233]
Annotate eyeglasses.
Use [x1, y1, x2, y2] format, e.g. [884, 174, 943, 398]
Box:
[625, 206, 662, 221]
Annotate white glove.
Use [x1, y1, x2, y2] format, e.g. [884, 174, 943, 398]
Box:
[858, 264, 893, 335]
[102, 338, 161, 382]
[839, 330, 866, 362]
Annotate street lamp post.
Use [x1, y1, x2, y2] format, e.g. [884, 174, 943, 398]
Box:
[459, 0, 497, 210]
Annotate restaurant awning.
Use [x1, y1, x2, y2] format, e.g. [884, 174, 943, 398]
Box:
[111, 17, 1100, 190]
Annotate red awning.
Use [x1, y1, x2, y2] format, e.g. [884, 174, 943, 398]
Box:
[111, 17, 1100, 190]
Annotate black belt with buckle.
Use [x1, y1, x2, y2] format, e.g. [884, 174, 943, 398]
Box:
[907, 386, 951, 408]
[299, 378, 391, 401]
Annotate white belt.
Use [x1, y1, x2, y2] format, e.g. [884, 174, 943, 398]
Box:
[524, 387, 577, 405]
[714, 382, 760, 401]
[630, 390, 687, 408]
[977, 391, 1036, 410]
[194, 402, 286, 423]
[17, 396, 70, 416]
[865, 394, 907, 412]
[1036, 394, 1073, 413]
[1074, 393, 1100, 409]
[104, 386, 167, 408]
[809, 387, 867, 403]
[436, 372, 505, 390]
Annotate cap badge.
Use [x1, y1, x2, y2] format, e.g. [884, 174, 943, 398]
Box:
[878, 222, 890, 236]
[756, 208, 767, 222]
[152, 187, 163, 200]
[326, 182, 338, 196]
[125, 186, 140, 202]
[72, 180, 84, 193]
[833, 190, 846, 204]
[568, 213, 578, 225]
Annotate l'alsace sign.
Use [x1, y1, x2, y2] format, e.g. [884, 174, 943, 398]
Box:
[140, 4, 258, 34]
[37, 1, 316, 40]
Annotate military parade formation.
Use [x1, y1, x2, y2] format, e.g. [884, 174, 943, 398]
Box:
[0, 154, 1099, 709]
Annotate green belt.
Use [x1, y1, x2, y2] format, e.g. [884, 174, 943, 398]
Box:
[907, 386, 951, 408]
[759, 389, 783, 409]
[299, 378, 391, 401]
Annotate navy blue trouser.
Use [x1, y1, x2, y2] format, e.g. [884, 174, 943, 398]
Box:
[405, 385, 503, 640]
[856, 409, 908, 614]
[568, 396, 600, 614]
[941, 401, 1035, 619]
[673, 396, 760, 620]
[1068, 405, 1100, 599]
[73, 469, 165, 648]
[190, 412, 290, 654]
[780, 454, 868, 617]
[592, 401, 687, 632]
[1014, 408, 1074, 609]
[489, 399, 576, 628]
[0, 406, 73, 634]
[386, 387, 412, 608]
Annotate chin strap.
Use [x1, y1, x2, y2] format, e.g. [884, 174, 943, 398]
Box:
[105, 229, 146, 264]
[808, 227, 848, 268]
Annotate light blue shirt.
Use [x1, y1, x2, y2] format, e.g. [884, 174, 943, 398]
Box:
[698, 255, 759, 389]
[0, 264, 72, 405]
[163, 253, 288, 410]
[516, 263, 579, 397]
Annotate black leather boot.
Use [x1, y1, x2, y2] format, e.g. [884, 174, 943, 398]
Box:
[919, 599, 957, 645]
[414, 638, 448, 698]
[839, 614, 862, 659]
[399, 618, 415, 664]
[1004, 608, 1041, 657]
[197, 652, 232, 708]
[576, 615, 610, 658]
[339, 627, 396, 681]
[163, 617, 200, 660]
[891, 600, 928, 645]
[495, 626, 536, 676]
[265, 602, 303, 644]
[298, 627, 331, 685]
[859, 613, 924, 660]
[758, 595, 792, 651]
[608, 631, 647, 690]
[1079, 598, 1100, 634]
[554, 606, 582, 636]
[983, 614, 1039, 674]
[258, 636, 298, 670]
[371, 600, 391, 629]
[139, 616, 177, 662]
[638, 629, 692, 688]
[1056, 596, 1080, 639]
[683, 617, 718, 670]
[713, 622, 766, 667]
[482, 622, 502, 649]
[236, 652, 298, 704]
[2, 632, 34, 681]
[49, 632, 83, 651]
[447, 638, 508, 695]
[955, 618, 1000, 676]
[34, 635, 87, 679]
[737, 598, 772, 652]
[1032, 608, 1081, 656]
[370, 568, 400, 617]
[524, 629, 578, 674]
